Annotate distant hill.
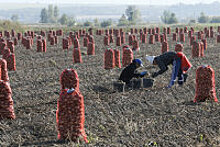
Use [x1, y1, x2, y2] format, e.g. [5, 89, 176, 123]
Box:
[0, 2, 220, 23]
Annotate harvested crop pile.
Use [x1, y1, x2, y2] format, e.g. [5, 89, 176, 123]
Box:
[0, 59, 9, 81]
[202, 39, 207, 50]
[6, 53, 16, 71]
[184, 27, 188, 33]
[167, 27, 171, 34]
[50, 36, 55, 46]
[192, 41, 201, 58]
[73, 48, 82, 64]
[88, 35, 94, 44]
[210, 30, 214, 38]
[0, 41, 6, 55]
[56, 30, 63, 36]
[0, 80, 15, 120]
[56, 88, 88, 143]
[128, 35, 134, 46]
[2, 48, 10, 60]
[217, 34, 220, 43]
[43, 39, 47, 52]
[176, 27, 179, 33]
[175, 43, 183, 52]
[142, 34, 147, 43]
[104, 48, 115, 69]
[87, 42, 95, 55]
[163, 28, 167, 34]
[114, 49, 121, 68]
[17, 33, 22, 40]
[121, 33, 125, 44]
[190, 36, 196, 46]
[132, 39, 139, 51]
[155, 34, 160, 42]
[148, 28, 152, 34]
[104, 35, 110, 46]
[160, 34, 165, 43]
[109, 35, 114, 43]
[205, 30, 210, 38]
[130, 28, 134, 34]
[73, 38, 80, 49]
[161, 41, 169, 54]
[149, 34, 155, 44]
[62, 38, 69, 50]
[194, 65, 218, 102]
[197, 31, 202, 40]
[13, 37, 18, 46]
[173, 33, 177, 41]
[7, 41, 14, 53]
[122, 47, 133, 67]
[156, 27, 160, 34]
[55, 35, 58, 45]
[37, 40, 43, 52]
[25, 37, 32, 49]
[116, 36, 121, 46]
[83, 37, 89, 47]
[200, 42, 204, 57]
[180, 33, 185, 42]
[60, 69, 79, 91]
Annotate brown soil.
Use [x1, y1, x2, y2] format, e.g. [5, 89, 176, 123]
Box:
[0, 32, 220, 147]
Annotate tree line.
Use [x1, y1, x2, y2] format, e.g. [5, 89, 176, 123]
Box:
[39, 5, 141, 27]
[40, 5, 220, 27]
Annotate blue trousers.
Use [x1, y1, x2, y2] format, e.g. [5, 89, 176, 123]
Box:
[169, 58, 184, 87]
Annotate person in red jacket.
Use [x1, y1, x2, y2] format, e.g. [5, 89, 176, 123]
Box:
[146, 44, 192, 88]
[167, 51, 192, 88]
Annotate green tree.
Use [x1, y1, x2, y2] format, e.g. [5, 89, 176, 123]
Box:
[59, 14, 68, 25]
[11, 14, 19, 22]
[168, 13, 178, 24]
[67, 16, 76, 27]
[84, 21, 92, 27]
[54, 5, 59, 22]
[198, 12, 209, 23]
[48, 4, 55, 23]
[40, 8, 48, 23]
[125, 6, 141, 24]
[161, 10, 170, 24]
[118, 14, 129, 26]
[101, 19, 112, 28]
[161, 11, 178, 24]
[210, 16, 220, 23]
[189, 19, 196, 24]
[94, 18, 100, 27]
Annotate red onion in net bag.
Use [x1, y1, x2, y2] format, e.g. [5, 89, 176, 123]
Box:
[104, 48, 115, 69]
[56, 88, 88, 143]
[194, 65, 218, 102]
[60, 69, 79, 91]
[0, 80, 15, 120]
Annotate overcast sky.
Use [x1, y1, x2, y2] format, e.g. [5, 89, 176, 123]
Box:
[0, 0, 220, 5]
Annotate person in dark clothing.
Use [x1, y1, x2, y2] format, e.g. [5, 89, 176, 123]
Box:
[146, 51, 177, 78]
[146, 51, 192, 88]
[119, 59, 147, 84]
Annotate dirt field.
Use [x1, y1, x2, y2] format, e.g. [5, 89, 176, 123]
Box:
[0, 30, 220, 147]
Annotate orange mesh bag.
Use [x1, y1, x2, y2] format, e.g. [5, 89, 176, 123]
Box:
[56, 88, 88, 143]
[194, 65, 218, 102]
[0, 81, 15, 120]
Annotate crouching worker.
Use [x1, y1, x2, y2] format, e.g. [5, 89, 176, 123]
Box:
[168, 52, 192, 88]
[119, 59, 148, 85]
[146, 50, 192, 88]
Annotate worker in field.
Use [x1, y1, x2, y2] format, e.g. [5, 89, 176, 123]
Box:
[119, 58, 148, 85]
[146, 46, 192, 88]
